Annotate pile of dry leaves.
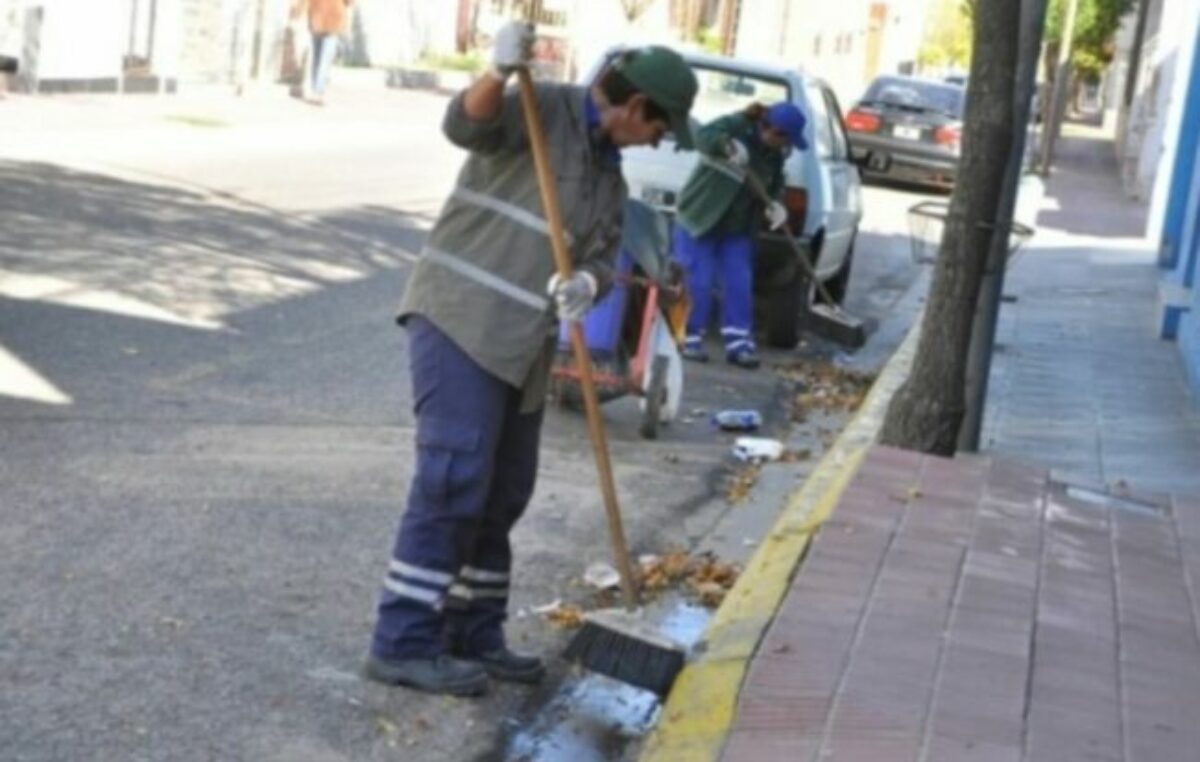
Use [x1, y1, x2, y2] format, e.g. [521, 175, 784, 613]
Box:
[539, 551, 742, 629]
[638, 550, 740, 608]
[782, 360, 875, 421]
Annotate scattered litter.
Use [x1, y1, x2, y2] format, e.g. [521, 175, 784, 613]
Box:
[732, 437, 784, 463]
[531, 599, 564, 615]
[781, 361, 875, 421]
[725, 462, 762, 503]
[583, 561, 621, 590]
[889, 485, 924, 502]
[712, 409, 763, 431]
[663, 453, 681, 464]
[743, 538, 758, 547]
[780, 447, 812, 463]
[637, 551, 740, 608]
[375, 717, 401, 741]
[544, 603, 585, 629]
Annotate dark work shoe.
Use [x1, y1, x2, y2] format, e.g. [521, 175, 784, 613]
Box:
[460, 647, 546, 684]
[726, 347, 761, 369]
[362, 653, 489, 697]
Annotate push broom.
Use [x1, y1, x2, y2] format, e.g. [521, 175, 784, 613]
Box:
[514, 67, 686, 697]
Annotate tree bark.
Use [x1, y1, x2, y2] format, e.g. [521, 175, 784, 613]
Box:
[879, 0, 1021, 455]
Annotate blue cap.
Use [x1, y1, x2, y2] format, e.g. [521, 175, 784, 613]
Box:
[765, 102, 808, 151]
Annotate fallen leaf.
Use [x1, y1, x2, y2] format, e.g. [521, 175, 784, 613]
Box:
[544, 604, 585, 629]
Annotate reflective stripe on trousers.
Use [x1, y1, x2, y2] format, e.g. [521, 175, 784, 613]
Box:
[673, 227, 756, 352]
[370, 316, 543, 659]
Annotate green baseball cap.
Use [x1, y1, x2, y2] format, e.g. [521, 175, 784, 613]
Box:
[612, 46, 698, 150]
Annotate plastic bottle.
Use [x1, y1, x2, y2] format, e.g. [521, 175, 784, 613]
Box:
[712, 409, 762, 431]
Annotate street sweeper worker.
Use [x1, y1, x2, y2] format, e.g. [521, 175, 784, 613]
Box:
[362, 26, 698, 697]
[673, 101, 808, 369]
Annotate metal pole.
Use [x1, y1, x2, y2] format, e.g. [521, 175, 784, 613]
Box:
[1038, 0, 1079, 176]
[958, 0, 1050, 452]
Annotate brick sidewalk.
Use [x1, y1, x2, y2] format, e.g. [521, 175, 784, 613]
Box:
[717, 122, 1200, 761]
[724, 445, 1200, 761]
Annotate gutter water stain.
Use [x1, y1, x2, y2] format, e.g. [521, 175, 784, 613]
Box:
[505, 600, 710, 761]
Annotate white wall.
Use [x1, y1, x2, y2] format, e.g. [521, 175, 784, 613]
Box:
[30, 0, 127, 80]
[1145, 0, 1200, 233]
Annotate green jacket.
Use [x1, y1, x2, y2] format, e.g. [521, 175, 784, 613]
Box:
[675, 112, 786, 238]
[398, 83, 627, 411]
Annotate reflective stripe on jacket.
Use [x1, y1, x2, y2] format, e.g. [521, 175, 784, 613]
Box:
[398, 83, 627, 411]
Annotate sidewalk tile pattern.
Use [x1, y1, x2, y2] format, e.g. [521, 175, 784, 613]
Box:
[722, 445, 1200, 762]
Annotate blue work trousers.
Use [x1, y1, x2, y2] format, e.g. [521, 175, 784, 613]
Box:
[370, 316, 543, 659]
[673, 227, 756, 354]
[310, 33, 338, 96]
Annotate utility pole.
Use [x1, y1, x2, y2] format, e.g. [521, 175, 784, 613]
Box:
[958, 0, 1050, 451]
[1038, 0, 1079, 176]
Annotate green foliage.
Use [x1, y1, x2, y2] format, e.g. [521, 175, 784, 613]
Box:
[918, 0, 974, 70]
[417, 51, 486, 73]
[697, 25, 724, 54]
[1045, 0, 1135, 78]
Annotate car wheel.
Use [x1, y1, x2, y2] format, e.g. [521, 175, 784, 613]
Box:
[820, 238, 855, 306]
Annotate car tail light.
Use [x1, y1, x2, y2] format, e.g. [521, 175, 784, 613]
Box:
[935, 123, 962, 151]
[783, 187, 808, 234]
[845, 109, 881, 133]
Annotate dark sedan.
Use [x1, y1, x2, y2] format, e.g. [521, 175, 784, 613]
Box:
[845, 75, 965, 188]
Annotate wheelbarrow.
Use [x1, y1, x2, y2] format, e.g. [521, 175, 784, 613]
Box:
[550, 200, 689, 439]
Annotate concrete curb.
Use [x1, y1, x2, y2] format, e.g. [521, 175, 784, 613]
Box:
[640, 317, 924, 762]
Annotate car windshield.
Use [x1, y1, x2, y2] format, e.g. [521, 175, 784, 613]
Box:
[861, 77, 964, 118]
[689, 65, 791, 125]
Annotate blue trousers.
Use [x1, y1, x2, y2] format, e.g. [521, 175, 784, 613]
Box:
[310, 33, 338, 96]
[371, 316, 543, 659]
[673, 227, 755, 354]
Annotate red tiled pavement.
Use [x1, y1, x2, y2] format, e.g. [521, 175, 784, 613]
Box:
[721, 445, 1200, 762]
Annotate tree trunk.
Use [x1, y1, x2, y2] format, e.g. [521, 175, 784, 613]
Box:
[878, 0, 1021, 455]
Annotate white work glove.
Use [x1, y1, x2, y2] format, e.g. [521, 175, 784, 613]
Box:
[547, 271, 597, 322]
[491, 21, 535, 77]
[765, 201, 788, 231]
[725, 138, 749, 168]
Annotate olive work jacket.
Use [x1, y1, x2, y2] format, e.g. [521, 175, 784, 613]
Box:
[675, 111, 786, 239]
[398, 83, 627, 412]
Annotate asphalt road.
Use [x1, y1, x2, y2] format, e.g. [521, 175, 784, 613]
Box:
[0, 83, 929, 761]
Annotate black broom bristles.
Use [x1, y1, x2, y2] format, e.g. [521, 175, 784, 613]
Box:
[562, 610, 687, 696]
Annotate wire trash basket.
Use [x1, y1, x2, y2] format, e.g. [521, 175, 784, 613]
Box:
[906, 200, 1034, 268]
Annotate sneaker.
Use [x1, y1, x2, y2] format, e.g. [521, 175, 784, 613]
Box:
[362, 653, 489, 696]
[457, 646, 546, 684]
[681, 343, 710, 363]
[726, 347, 761, 369]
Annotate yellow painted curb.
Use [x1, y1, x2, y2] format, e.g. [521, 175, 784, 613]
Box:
[640, 320, 922, 762]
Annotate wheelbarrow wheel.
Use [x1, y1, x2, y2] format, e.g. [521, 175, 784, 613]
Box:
[639, 355, 669, 440]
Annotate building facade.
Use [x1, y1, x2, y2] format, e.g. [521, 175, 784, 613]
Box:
[1156, 16, 1200, 400]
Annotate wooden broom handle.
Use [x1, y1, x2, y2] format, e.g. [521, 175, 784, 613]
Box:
[515, 69, 639, 610]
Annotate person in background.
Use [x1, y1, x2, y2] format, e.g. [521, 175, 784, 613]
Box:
[291, 0, 352, 105]
[673, 101, 808, 369]
[361, 25, 698, 697]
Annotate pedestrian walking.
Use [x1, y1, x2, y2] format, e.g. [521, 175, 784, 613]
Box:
[290, 0, 352, 104]
[362, 25, 698, 697]
[673, 101, 808, 369]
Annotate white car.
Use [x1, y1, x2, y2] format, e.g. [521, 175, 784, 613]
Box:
[586, 47, 864, 348]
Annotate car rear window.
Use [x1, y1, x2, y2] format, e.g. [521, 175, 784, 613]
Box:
[862, 77, 964, 118]
[689, 66, 791, 125]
